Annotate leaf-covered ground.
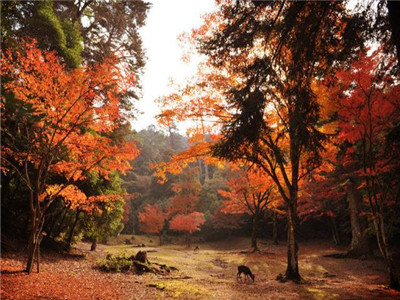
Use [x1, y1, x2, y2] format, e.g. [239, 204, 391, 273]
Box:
[2, 237, 400, 299]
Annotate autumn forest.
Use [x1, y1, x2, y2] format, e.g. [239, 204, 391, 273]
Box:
[1, 1, 400, 299]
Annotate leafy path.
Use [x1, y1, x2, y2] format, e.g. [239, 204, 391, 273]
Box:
[2, 238, 400, 299]
[1, 249, 157, 299]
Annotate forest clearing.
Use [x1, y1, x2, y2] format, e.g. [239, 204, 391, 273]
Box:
[1, 236, 399, 299]
[2, 0, 400, 299]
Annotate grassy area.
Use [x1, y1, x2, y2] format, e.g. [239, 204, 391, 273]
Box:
[97, 236, 396, 299]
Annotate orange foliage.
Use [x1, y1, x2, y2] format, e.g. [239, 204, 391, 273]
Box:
[153, 60, 236, 182]
[138, 204, 167, 234]
[169, 212, 205, 234]
[152, 136, 221, 183]
[1, 39, 139, 213]
[219, 167, 281, 216]
[167, 168, 201, 215]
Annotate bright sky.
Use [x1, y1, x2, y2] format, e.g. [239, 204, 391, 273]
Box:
[131, 0, 216, 132]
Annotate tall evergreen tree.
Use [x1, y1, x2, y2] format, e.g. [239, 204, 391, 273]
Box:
[196, 1, 363, 281]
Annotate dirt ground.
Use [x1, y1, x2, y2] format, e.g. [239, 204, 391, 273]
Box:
[2, 237, 400, 299]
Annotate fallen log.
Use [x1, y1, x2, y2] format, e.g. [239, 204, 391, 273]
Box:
[133, 261, 160, 274]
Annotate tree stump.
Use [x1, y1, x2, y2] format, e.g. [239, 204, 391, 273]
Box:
[135, 250, 148, 263]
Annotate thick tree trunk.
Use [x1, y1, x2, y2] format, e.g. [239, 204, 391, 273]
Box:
[285, 201, 301, 281]
[347, 180, 372, 257]
[66, 209, 80, 249]
[251, 214, 259, 252]
[387, 1, 400, 69]
[273, 210, 279, 245]
[90, 238, 97, 251]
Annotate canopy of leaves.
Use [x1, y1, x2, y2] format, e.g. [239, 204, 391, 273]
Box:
[219, 168, 277, 216]
[138, 204, 167, 234]
[1, 0, 82, 68]
[1, 0, 149, 79]
[169, 212, 205, 234]
[1, 39, 138, 213]
[193, 1, 363, 164]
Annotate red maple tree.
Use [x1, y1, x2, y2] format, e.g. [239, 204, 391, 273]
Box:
[219, 167, 279, 251]
[138, 204, 167, 245]
[1, 39, 138, 273]
[167, 168, 201, 215]
[335, 48, 400, 288]
[169, 212, 205, 247]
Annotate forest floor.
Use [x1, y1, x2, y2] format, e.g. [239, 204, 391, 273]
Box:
[2, 236, 400, 299]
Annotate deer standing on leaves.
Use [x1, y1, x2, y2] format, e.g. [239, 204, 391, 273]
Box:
[237, 265, 255, 282]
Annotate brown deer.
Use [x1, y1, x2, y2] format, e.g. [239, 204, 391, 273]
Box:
[237, 265, 255, 282]
[193, 246, 200, 253]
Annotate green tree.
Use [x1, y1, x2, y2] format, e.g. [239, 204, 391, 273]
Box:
[122, 127, 186, 234]
[1, 0, 82, 68]
[83, 198, 125, 252]
[53, 0, 149, 74]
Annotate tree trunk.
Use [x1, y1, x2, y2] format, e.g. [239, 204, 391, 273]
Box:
[198, 159, 202, 182]
[273, 210, 279, 245]
[251, 214, 259, 252]
[168, 126, 175, 148]
[26, 229, 38, 273]
[90, 238, 97, 251]
[204, 163, 209, 181]
[66, 209, 81, 250]
[36, 231, 45, 273]
[26, 212, 45, 274]
[387, 1, 400, 69]
[285, 200, 301, 281]
[36, 240, 40, 273]
[347, 180, 372, 257]
[281, 132, 302, 282]
[26, 193, 42, 274]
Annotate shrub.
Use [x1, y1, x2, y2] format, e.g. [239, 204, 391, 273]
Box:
[96, 253, 135, 272]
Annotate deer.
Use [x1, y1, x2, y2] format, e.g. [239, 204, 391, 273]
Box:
[237, 265, 255, 282]
[193, 246, 200, 253]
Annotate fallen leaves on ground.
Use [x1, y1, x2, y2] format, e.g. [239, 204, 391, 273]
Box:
[2, 239, 400, 300]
